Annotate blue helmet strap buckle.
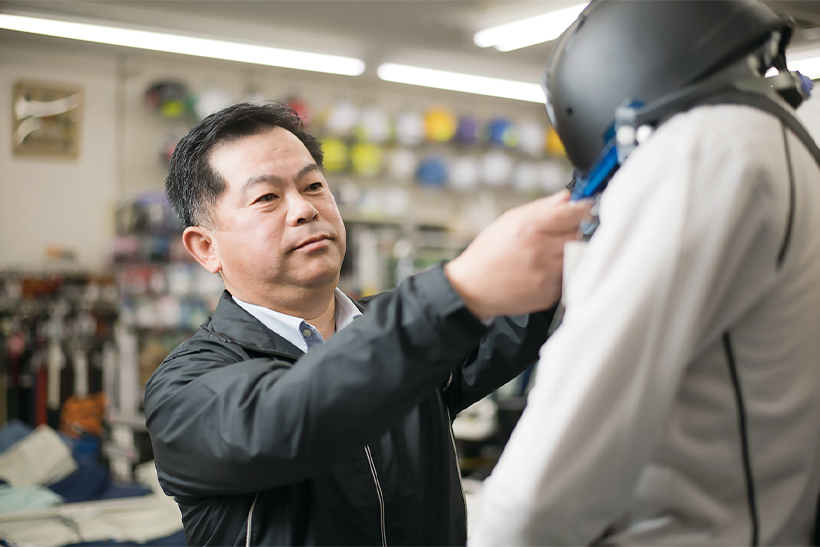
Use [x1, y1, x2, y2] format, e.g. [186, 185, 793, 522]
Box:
[570, 125, 621, 201]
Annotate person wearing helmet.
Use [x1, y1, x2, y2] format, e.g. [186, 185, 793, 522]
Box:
[472, 1, 820, 545]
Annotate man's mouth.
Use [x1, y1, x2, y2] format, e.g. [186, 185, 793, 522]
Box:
[293, 235, 331, 252]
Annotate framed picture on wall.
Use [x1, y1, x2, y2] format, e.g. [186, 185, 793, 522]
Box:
[12, 81, 83, 158]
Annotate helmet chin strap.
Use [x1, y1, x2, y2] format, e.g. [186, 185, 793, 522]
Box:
[568, 132, 620, 201]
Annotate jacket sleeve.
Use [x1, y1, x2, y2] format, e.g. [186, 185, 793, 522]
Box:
[444, 306, 557, 415]
[144, 263, 488, 497]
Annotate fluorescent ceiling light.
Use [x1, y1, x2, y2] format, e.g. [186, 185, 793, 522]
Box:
[377, 63, 544, 103]
[474, 3, 589, 52]
[0, 13, 365, 76]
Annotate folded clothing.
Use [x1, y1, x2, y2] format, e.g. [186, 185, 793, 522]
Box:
[0, 425, 77, 486]
[0, 484, 64, 512]
[0, 420, 33, 453]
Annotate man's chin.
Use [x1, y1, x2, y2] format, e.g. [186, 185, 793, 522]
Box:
[296, 264, 342, 290]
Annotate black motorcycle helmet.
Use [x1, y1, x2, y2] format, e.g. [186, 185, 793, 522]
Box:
[544, 0, 795, 179]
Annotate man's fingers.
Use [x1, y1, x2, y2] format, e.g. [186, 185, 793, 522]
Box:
[547, 189, 572, 204]
[524, 195, 593, 235]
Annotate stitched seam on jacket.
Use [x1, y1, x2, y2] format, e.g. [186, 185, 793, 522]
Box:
[723, 331, 759, 545]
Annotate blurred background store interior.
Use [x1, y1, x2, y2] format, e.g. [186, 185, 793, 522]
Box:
[1, 1, 820, 544]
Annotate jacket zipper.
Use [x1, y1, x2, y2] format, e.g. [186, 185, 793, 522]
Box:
[364, 445, 387, 547]
[445, 406, 468, 532]
[246, 492, 260, 547]
[219, 326, 387, 544]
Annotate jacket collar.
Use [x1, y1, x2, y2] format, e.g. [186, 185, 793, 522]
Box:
[207, 290, 304, 357]
[206, 290, 366, 358]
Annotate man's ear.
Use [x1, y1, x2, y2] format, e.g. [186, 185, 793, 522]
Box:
[182, 226, 222, 274]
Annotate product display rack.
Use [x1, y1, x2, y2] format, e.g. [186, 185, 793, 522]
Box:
[0, 270, 119, 430]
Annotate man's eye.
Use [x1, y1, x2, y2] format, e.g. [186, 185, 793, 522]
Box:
[256, 194, 276, 203]
[307, 182, 323, 191]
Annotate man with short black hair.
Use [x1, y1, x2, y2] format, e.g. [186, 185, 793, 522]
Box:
[146, 100, 589, 545]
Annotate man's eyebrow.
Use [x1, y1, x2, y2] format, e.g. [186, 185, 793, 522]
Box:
[240, 163, 321, 194]
[296, 163, 322, 181]
[240, 173, 282, 194]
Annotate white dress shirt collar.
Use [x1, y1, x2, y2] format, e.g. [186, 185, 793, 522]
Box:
[232, 288, 362, 353]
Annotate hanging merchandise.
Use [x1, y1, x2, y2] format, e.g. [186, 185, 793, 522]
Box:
[512, 161, 539, 194]
[486, 117, 519, 148]
[356, 106, 391, 144]
[154, 295, 183, 329]
[160, 132, 184, 166]
[416, 156, 449, 188]
[350, 143, 384, 177]
[545, 126, 566, 156]
[386, 147, 418, 182]
[537, 160, 571, 195]
[144, 80, 191, 119]
[518, 120, 546, 158]
[382, 187, 410, 217]
[449, 156, 481, 192]
[46, 306, 67, 426]
[193, 87, 234, 121]
[166, 264, 195, 297]
[392, 238, 415, 287]
[119, 191, 181, 236]
[110, 236, 141, 264]
[0, 271, 119, 431]
[6, 329, 27, 424]
[34, 351, 47, 427]
[323, 99, 359, 137]
[285, 96, 314, 126]
[335, 179, 362, 209]
[320, 137, 349, 173]
[453, 115, 480, 146]
[481, 149, 515, 187]
[59, 392, 106, 437]
[423, 107, 457, 143]
[395, 110, 425, 147]
[118, 266, 157, 296]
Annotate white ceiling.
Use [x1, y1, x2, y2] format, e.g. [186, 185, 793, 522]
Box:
[2, 0, 820, 86]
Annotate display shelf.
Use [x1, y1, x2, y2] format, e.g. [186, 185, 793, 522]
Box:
[0, 270, 119, 431]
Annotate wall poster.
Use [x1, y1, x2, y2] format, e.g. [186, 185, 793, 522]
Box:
[12, 81, 83, 158]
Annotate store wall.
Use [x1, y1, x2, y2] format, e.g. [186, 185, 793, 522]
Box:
[0, 33, 551, 273]
[3, 29, 820, 273]
[0, 39, 119, 270]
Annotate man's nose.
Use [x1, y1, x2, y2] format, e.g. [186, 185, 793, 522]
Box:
[285, 193, 319, 225]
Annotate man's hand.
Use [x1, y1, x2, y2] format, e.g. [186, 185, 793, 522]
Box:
[444, 190, 592, 320]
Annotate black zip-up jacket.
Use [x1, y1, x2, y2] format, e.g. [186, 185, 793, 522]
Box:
[144, 264, 555, 546]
